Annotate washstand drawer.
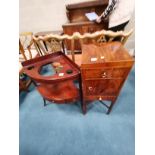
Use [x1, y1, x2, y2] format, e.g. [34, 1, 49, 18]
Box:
[84, 68, 130, 79]
[84, 79, 123, 96]
[84, 69, 112, 79]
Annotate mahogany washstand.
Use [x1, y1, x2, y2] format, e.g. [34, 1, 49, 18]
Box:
[22, 52, 83, 112]
[80, 42, 134, 114]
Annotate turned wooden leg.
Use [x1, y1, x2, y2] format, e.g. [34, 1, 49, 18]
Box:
[82, 100, 87, 114]
[78, 76, 86, 114]
[107, 98, 116, 114]
[106, 102, 114, 114]
[43, 98, 46, 106]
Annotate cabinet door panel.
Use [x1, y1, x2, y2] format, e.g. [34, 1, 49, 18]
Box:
[63, 26, 81, 50]
[84, 79, 123, 96]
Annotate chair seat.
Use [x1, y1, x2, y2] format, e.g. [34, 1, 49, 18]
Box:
[67, 54, 82, 67]
[37, 81, 80, 103]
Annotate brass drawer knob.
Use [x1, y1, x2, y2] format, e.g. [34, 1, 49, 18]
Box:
[88, 86, 93, 91]
[99, 96, 102, 101]
[101, 71, 107, 78]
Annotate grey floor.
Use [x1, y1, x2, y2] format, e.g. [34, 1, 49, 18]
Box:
[19, 66, 135, 155]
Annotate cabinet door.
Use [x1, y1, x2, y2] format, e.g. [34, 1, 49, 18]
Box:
[84, 68, 113, 79]
[84, 79, 123, 96]
[63, 26, 82, 50]
[81, 24, 105, 44]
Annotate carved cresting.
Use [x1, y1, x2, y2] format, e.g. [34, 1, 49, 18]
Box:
[33, 29, 133, 61]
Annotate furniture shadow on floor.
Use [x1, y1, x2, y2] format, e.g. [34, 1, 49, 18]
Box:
[43, 100, 83, 115]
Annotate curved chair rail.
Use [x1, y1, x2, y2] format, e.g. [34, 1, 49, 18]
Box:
[33, 29, 134, 62]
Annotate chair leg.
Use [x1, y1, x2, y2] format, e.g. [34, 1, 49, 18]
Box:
[43, 98, 46, 106]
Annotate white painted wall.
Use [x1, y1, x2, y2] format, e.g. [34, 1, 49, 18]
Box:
[19, 0, 94, 33]
[19, 0, 135, 49]
[125, 10, 135, 50]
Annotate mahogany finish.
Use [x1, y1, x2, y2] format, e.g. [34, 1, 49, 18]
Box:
[22, 52, 82, 106]
[63, 22, 107, 50]
[66, 0, 108, 23]
[37, 81, 79, 103]
[66, 0, 108, 9]
[81, 42, 134, 114]
[62, 0, 108, 50]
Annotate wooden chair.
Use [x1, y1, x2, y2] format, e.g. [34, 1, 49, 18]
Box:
[19, 32, 39, 93]
[33, 29, 133, 66]
[19, 32, 39, 61]
[32, 35, 65, 57]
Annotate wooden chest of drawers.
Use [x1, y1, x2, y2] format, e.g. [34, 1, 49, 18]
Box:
[81, 42, 134, 114]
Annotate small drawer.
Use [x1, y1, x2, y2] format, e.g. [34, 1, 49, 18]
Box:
[84, 69, 112, 79]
